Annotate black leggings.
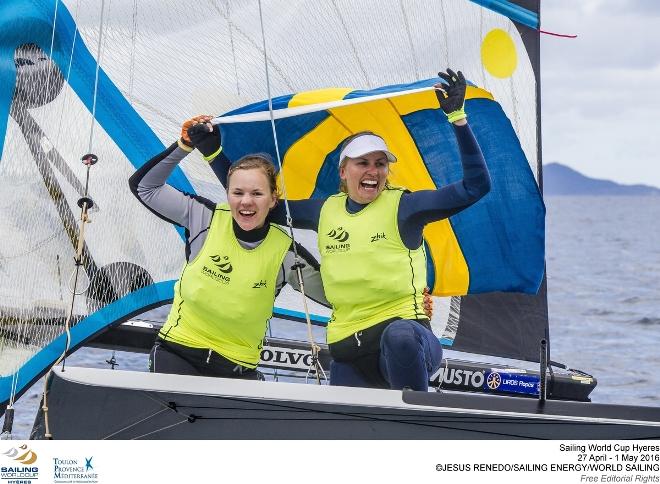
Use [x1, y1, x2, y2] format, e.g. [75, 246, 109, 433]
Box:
[149, 338, 262, 380]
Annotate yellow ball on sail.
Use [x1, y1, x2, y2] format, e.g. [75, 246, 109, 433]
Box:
[481, 28, 518, 78]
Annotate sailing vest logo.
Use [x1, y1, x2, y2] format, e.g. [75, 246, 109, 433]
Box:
[210, 254, 233, 273]
[370, 232, 386, 242]
[487, 372, 502, 390]
[325, 227, 350, 253]
[1, 445, 38, 480]
[252, 280, 267, 289]
[327, 227, 349, 242]
[203, 255, 233, 284]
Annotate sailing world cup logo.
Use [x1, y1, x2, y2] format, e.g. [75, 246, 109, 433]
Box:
[202, 254, 233, 284]
[325, 227, 350, 253]
[1, 445, 38, 480]
[327, 227, 349, 243]
[210, 254, 233, 273]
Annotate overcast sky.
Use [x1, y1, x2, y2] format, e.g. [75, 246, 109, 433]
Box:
[540, 0, 660, 188]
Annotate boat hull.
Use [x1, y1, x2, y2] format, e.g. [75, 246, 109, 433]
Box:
[31, 367, 660, 440]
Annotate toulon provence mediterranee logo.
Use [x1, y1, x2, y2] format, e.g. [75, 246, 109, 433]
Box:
[325, 227, 350, 253]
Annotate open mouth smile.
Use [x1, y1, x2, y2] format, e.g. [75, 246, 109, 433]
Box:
[238, 210, 256, 218]
[360, 179, 378, 191]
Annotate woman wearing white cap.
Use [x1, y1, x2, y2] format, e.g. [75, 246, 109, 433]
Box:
[202, 68, 491, 391]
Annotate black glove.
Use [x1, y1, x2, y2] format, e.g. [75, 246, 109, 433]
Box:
[188, 123, 223, 161]
[435, 68, 467, 123]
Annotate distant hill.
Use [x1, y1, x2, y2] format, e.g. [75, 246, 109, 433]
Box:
[543, 163, 660, 196]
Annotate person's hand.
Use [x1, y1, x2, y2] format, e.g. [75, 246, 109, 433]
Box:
[435, 68, 467, 124]
[179, 115, 223, 161]
[423, 287, 434, 319]
[180, 114, 212, 146]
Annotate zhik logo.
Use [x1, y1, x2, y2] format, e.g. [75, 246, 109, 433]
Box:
[370, 232, 386, 242]
[210, 255, 233, 273]
[327, 227, 349, 242]
[252, 280, 267, 289]
[2, 444, 37, 464]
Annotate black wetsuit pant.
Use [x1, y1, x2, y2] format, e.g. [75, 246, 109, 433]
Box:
[149, 338, 262, 380]
[329, 319, 442, 391]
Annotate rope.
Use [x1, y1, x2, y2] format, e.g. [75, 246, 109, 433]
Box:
[52, 0, 81, 164]
[257, 0, 326, 385]
[539, 29, 577, 38]
[128, 0, 138, 104]
[87, 0, 106, 157]
[43, 0, 61, 110]
[102, 406, 173, 440]
[41, 0, 107, 439]
[266, 325, 279, 382]
[398, 0, 420, 80]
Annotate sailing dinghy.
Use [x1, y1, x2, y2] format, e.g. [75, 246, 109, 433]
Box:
[0, 0, 658, 439]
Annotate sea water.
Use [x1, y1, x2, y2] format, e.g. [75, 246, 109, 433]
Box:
[546, 196, 660, 407]
[6, 196, 660, 439]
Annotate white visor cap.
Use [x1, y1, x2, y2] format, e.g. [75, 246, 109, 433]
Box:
[338, 134, 397, 166]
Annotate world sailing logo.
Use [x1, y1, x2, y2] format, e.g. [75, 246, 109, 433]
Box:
[325, 227, 350, 253]
[2, 444, 37, 465]
[210, 254, 233, 273]
[327, 227, 349, 243]
[1, 444, 38, 480]
[203, 255, 233, 284]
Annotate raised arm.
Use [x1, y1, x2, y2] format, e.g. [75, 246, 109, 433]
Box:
[128, 116, 217, 242]
[397, 69, 491, 249]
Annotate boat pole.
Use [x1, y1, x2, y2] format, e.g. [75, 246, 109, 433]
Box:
[539, 338, 548, 402]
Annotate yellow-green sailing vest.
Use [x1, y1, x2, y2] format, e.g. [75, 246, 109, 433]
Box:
[318, 188, 428, 344]
[159, 204, 291, 368]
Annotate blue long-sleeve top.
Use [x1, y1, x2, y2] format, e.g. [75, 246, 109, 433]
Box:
[211, 123, 491, 249]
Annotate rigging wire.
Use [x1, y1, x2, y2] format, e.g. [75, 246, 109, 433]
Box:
[128, 0, 138, 104]
[102, 405, 173, 440]
[256, 0, 326, 385]
[266, 324, 279, 382]
[40, 0, 107, 440]
[130, 391, 559, 440]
